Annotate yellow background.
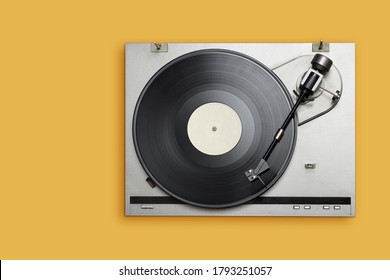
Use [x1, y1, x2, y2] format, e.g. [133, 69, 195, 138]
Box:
[0, 0, 388, 259]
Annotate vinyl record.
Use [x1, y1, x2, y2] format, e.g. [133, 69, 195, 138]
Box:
[133, 49, 297, 208]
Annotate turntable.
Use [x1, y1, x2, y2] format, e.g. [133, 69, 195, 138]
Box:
[125, 43, 355, 216]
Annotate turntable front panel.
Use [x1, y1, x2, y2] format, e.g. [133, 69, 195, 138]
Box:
[125, 43, 355, 216]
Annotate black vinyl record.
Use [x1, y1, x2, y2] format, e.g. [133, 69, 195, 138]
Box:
[133, 49, 297, 208]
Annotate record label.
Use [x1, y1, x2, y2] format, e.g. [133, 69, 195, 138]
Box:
[187, 102, 242, 156]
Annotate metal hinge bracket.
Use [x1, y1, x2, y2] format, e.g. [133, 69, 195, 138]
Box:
[312, 41, 329, 52]
[151, 42, 168, 52]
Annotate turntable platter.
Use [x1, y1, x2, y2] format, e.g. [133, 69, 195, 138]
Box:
[133, 49, 297, 208]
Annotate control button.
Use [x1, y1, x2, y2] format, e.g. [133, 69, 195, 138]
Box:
[293, 205, 300, 210]
[334, 206, 341, 210]
[323, 206, 330, 210]
[304, 163, 316, 169]
[141, 205, 154, 209]
[304, 205, 311, 209]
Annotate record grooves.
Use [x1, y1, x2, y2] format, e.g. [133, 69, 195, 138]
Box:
[133, 49, 297, 208]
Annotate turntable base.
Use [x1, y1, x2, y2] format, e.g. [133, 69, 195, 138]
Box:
[125, 43, 355, 216]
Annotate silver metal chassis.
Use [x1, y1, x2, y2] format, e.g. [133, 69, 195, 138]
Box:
[125, 43, 355, 216]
